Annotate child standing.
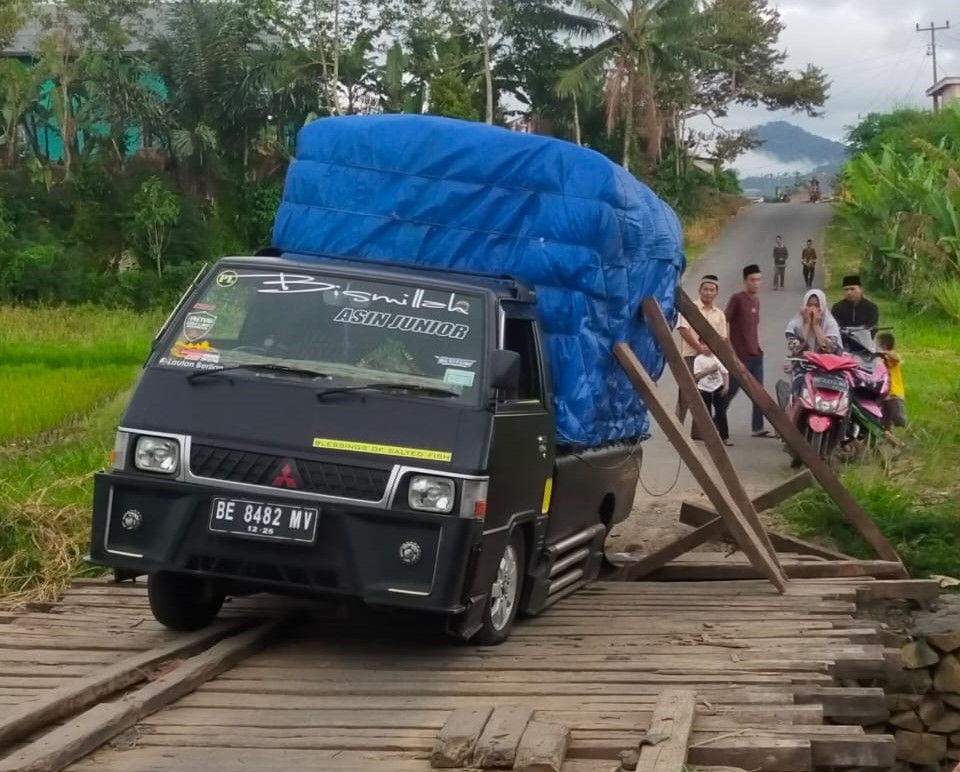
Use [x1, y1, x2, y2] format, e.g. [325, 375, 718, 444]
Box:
[876, 332, 906, 428]
[693, 346, 732, 445]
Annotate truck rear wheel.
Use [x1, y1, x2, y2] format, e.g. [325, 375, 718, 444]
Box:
[148, 571, 225, 632]
[471, 530, 525, 646]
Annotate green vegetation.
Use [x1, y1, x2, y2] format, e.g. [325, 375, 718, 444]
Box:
[839, 104, 960, 312]
[0, 307, 158, 600]
[0, 0, 830, 310]
[780, 224, 960, 578]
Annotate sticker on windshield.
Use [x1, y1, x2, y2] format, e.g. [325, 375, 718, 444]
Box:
[157, 355, 222, 371]
[193, 302, 216, 312]
[171, 340, 221, 364]
[443, 369, 475, 388]
[183, 311, 217, 342]
[216, 270, 238, 288]
[333, 308, 469, 340]
[435, 356, 476, 369]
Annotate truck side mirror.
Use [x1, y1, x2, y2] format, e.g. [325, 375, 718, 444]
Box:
[490, 349, 521, 392]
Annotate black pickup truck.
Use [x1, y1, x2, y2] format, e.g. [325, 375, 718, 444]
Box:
[89, 255, 640, 644]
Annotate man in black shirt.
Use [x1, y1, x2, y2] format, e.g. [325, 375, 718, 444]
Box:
[831, 275, 879, 331]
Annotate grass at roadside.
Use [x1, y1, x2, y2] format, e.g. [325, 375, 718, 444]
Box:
[0, 305, 159, 601]
[683, 190, 747, 262]
[778, 223, 960, 578]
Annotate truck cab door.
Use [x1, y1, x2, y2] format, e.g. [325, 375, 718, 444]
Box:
[483, 309, 555, 547]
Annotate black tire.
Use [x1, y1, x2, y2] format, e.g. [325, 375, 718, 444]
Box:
[470, 530, 525, 646]
[148, 571, 225, 632]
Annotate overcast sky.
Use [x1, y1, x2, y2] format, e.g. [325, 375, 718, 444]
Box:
[712, 0, 959, 175]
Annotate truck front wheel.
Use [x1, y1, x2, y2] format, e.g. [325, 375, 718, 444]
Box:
[148, 571, 225, 632]
[471, 530, 525, 646]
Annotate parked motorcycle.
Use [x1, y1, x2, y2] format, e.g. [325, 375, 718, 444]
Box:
[776, 351, 858, 465]
[840, 326, 892, 450]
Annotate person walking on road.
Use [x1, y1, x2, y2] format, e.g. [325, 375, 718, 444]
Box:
[801, 239, 817, 289]
[725, 264, 771, 437]
[772, 236, 788, 291]
[676, 274, 727, 428]
[693, 343, 732, 446]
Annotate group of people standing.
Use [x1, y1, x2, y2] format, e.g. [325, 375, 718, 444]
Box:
[675, 262, 906, 444]
[772, 236, 820, 291]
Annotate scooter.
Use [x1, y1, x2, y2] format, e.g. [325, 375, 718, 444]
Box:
[840, 326, 892, 449]
[776, 351, 859, 465]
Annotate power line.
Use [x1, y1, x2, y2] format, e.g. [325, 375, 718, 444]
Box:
[916, 20, 950, 111]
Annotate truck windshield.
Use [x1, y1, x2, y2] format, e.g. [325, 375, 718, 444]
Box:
[153, 266, 485, 405]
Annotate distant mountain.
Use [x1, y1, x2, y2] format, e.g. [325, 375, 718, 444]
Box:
[736, 122, 849, 198]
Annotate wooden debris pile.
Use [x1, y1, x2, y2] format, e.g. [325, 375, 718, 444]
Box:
[431, 704, 570, 772]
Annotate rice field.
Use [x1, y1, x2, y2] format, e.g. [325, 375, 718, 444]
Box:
[0, 306, 161, 600]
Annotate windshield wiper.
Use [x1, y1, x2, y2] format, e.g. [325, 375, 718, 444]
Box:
[316, 382, 459, 401]
[186, 363, 331, 383]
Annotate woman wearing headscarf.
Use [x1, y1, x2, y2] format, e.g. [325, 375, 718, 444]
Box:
[785, 289, 842, 359]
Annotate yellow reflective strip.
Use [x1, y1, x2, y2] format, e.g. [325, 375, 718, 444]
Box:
[312, 437, 452, 463]
[541, 477, 553, 514]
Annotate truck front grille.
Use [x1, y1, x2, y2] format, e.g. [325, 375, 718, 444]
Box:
[190, 444, 389, 501]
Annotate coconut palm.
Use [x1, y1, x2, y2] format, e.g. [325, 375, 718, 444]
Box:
[554, 0, 709, 172]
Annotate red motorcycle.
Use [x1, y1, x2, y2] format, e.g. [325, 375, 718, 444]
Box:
[777, 352, 858, 464]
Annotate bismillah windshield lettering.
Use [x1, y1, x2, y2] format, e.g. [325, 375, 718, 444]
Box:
[228, 272, 471, 315]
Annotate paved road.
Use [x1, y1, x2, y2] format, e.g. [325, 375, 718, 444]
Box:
[610, 201, 835, 553]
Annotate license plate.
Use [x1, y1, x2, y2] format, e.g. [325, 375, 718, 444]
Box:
[813, 376, 847, 392]
[209, 497, 319, 544]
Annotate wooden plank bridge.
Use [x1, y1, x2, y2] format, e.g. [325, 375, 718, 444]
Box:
[0, 573, 935, 772]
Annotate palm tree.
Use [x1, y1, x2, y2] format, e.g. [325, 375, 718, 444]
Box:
[555, 0, 706, 172]
[0, 59, 34, 167]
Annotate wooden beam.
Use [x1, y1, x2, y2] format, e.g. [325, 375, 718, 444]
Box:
[614, 519, 728, 581]
[675, 289, 905, 570]
[642, 296, 778, 564]
[679, 502, 854, 562]
[647, 560, 907, 582]
[752, 471, 816, 511]
[0, 619, 250, 748]
[614, 343, 786, 592]
[0, 618, 287, 772]
[636, 689, 697, 772]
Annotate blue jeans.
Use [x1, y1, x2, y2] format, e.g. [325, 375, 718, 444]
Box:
[726, 355, 765, 433]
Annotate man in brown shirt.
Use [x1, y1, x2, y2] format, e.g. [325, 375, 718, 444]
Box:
[724, 264, 770, 437]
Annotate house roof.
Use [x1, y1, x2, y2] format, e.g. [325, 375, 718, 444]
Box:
[926, 76, 960, 97]
[2, 4, 169, 56]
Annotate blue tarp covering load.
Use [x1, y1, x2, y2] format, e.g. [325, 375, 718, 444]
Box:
[272, 114, 686, 448]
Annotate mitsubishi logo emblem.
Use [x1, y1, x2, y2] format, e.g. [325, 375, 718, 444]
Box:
[272, 462, 299, 489]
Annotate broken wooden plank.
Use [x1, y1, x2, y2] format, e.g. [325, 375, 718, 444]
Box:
[0, 617, 287, 772]
[430, 706, 493, 768]
[0, 619, 249, 749]
[614, 343, 786, 592]
[471, 704, 533, 769]
[856, 580, 941, 604]
[676, 288, 905, 570]
[642, 297, 779, 564]
[636, 689, 697, 772]
[514, 720, 571, 772]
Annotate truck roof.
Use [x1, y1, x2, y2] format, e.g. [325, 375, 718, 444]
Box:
[221, 252, 537, 304]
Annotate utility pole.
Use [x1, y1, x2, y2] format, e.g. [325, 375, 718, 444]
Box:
[916, 20, 950, 111]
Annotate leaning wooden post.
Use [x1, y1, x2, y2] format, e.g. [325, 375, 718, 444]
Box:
[614, 343, 787, 592]
[641, 296, 781, 566]
[675, 288, 905, 570]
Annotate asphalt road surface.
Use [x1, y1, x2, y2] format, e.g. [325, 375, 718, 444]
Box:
[609, 201, 836, 553]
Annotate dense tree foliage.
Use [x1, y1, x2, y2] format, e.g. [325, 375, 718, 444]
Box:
[0, 0, 827, 307]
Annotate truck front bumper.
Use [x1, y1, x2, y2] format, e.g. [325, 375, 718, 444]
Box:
[89, 472, 481, 613]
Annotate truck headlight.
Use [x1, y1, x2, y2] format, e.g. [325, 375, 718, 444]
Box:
[134, 436, 180, 474]
[408, 476, 455, 514]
